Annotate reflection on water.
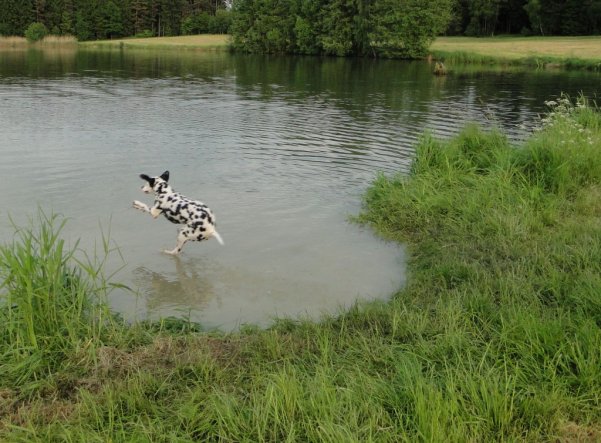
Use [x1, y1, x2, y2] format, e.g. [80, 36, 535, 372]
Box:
[125, 218, 404, 330]
[1, 47, 600, 329]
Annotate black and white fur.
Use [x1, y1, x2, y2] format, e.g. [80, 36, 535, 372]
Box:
[133, 171, 224, 255]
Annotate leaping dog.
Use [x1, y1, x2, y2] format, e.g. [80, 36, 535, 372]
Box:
[133, 171, 224, 255]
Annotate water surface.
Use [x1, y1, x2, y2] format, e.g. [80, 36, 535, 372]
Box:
[1, 48, 599, 329]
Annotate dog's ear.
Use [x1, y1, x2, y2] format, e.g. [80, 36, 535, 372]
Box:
[160, 171, 170, 182]
[140, 174, 155, 186]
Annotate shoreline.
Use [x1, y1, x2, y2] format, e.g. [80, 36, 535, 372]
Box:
[430, 36, 601, 70]
[2, 96, 600, 440]
[78, 35, 601, 71]
[3, 34, 601, 70]
[78, 34, 231, 51]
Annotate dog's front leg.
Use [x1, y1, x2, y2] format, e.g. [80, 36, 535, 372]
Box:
[133, 200, 163, 219]
[133, 200, 151, 213]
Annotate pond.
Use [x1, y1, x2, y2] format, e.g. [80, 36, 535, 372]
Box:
[1, 47, 600, 329]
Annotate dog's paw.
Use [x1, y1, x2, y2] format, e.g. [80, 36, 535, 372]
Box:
[162, 248, 180, 256]
[132, 200, 148, 212]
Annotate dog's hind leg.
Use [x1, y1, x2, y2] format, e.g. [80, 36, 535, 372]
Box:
[163, 227, 191, 255]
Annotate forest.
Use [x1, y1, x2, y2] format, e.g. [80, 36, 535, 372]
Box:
[0, 0, 600, 46]
[0, 0, 232, 40]
[0, 0, 601, 41]
[229, 0, 601, 56]
[449, 0, 601, 36]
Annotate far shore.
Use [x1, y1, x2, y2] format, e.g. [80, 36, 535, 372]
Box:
[430, 36, 601, 70]
[78, 34, 230, 50]
[2, 34, 601, 69]
[431, 36, 601, 60]
[0, 34, 230, 50]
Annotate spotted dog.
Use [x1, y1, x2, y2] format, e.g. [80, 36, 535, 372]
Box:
[133, 171, 224, 255]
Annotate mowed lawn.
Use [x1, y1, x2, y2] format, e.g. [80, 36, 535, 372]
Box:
[431, 36, 601, 60]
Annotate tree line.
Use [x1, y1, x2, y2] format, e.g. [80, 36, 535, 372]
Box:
[229, 0, 601, 56]
[230, 0, 454, 57]
[0, 0, 232, 41]
[449, 0, 601, 36]
[1, 0, 600, 46]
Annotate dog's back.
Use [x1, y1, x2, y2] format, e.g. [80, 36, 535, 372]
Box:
[160, 192, 214, 226]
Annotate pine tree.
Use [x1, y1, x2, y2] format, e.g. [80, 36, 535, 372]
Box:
[131, 0, 151, 35]
[98, 0, 123, 38]
[0, 0, 35, 35]
[60, 0, 75, 34]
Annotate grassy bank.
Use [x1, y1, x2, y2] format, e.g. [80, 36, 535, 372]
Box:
[0, 35, 77, 48]
[431, 36, 601, 70]
[4, 34, 601, 72]
[2, 96, 601, 441]
[78, 34, 230, 50]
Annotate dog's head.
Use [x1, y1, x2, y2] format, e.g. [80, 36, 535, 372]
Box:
[139, 170, 169, 194]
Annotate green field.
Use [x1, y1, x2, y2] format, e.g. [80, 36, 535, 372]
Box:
[431, 36, 601, 69]
[78, 34, 230, 50]
[432, 36, 601, 59]
[1, 95, 600, 441]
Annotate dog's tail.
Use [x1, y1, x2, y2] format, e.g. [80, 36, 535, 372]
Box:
[212, 230, 224, 246]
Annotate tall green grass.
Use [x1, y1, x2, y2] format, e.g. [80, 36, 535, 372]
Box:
[0, 212, 124, 393]
[358, 94, 601, 439]
[2, 96, 601, 441]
